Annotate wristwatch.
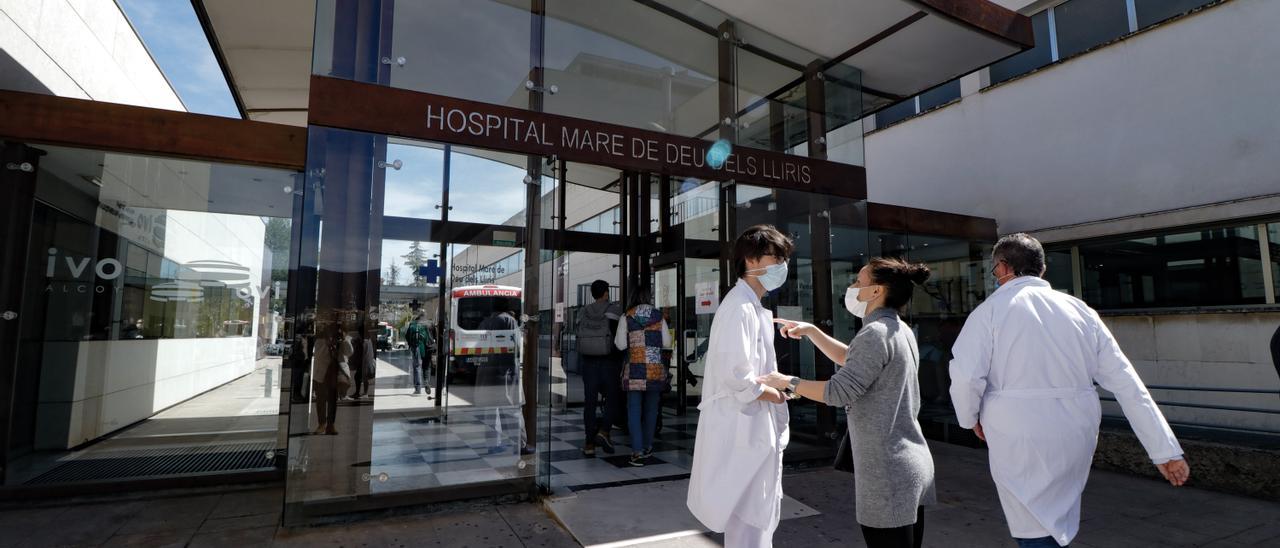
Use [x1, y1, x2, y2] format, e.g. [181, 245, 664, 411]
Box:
[787, 376, 802, 391]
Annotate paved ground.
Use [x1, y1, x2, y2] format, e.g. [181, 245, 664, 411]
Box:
[2, 442, 1276, 547]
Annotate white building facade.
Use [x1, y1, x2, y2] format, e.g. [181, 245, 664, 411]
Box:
[863, 0, 1280, 438]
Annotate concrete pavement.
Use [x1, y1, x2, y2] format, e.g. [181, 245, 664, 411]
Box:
[2, 441, 1275, 547]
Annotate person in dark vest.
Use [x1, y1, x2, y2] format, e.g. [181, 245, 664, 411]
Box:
[614, 283, 671, 467]
[576, 279, 623, 456]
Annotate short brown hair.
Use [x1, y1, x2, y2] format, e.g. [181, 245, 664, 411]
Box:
[732, 224, 794, 279]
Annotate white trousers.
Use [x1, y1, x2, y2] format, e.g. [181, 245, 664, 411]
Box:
[724, 513, 776, 548]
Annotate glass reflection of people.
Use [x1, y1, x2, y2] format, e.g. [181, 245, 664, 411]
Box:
[312, 320, 353, 435]
[289, 320, 313, 404]
[122, 318, 143, 339]
[354, 329, 375, 399]
[479, 303, 525, 454]
[614, 283, 670, 468]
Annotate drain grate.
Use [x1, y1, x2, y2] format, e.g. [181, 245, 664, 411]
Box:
[26, 442, 277, 485]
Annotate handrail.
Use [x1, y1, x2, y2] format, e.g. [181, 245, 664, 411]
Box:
[1142, 384, 1280, 395]
[1102, 414, 1280, 436]
[1099, 396, 1280, 415]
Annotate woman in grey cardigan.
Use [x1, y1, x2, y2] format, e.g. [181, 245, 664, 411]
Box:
[758, 257, 936, 548]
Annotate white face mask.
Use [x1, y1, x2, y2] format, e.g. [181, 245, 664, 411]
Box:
[748, 262, 789, 291]
[844, 286, 869, 318]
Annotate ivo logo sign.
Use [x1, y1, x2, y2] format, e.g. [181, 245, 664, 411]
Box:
[46, 248, 123, 280]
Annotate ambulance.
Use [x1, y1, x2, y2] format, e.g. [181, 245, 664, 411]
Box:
[449, 285, 522, 383]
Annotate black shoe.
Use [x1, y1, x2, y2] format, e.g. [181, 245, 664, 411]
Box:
[642, 447, 654, 459]
[595, 433, 616, 454]
[412, 389, 422, 395]
[628, 454, 646, 467]
[583, 444, 596, 457]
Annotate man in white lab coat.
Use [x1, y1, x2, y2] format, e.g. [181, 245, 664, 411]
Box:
[688, 224, 794, 548]
[950, 233, 1191, 548]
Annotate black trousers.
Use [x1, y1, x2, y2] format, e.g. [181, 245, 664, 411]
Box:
[581, 354, 623, 442]
[860, 507, 924, 548]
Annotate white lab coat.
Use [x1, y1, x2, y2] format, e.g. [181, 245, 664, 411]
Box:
[687, 280, 789, 533]
[949, 277, 1182, 546]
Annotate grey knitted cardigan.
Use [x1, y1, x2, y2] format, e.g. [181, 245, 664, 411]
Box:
[823, 307, 937, 528]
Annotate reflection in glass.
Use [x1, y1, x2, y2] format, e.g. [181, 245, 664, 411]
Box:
[1135, 0, 1215, 29]
[988, 11, 1052, 86]
[1080, 226, 1266, 309]
[1053, 0, 1130, 59]
[314, 0, 532, 108]
[8, 143, 293, 487]
[1270, 224, 1280, 300]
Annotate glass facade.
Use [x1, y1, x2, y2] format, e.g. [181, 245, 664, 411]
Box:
[2, 142, 295, 487]
[1079, 226, 1267, 309]
[0, 0, 1004, 519]
[988, 11, 1053, 86]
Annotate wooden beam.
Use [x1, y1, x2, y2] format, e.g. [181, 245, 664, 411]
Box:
[866, 202, 998, 241]
[0, 90, 307, 170]
[914, 0, 1036, 48]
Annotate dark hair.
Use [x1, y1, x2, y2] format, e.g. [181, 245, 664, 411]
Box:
[993, 233, 1046, 277]
[627, 282, 652, 310]
[590, 279, 610, 300]
[867, 257, 931, 310]
[732, 224, 795, 279]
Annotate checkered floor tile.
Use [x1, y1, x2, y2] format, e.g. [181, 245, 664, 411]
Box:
[367, 406, 698, 493]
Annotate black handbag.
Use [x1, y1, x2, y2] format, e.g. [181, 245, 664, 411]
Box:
[834, 431, 854, 473]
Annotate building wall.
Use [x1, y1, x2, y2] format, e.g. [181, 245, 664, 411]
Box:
[35, 337, 257, 449]
[0, 0, 183, 109]
[864, 0, 1279, 235]
[1101, 312, 1280, 433]
[34, 206, 269, 450]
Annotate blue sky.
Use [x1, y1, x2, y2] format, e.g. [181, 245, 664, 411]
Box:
[118, 0, 239, 117]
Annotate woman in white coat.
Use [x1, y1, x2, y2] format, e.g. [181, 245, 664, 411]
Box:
[687, 225, 793, 548]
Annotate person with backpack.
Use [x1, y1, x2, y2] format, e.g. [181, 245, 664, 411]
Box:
[577, 279, 623, 457]
[405, 314, 432, 397]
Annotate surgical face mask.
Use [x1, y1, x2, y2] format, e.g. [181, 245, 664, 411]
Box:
[990, 263, 1014, 288]
[748, 261, 788, 291]
[844, 286, 869, 318]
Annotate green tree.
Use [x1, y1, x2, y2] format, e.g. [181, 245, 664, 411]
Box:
[402, 241, 429, 287]
[384, 263, 402, 286]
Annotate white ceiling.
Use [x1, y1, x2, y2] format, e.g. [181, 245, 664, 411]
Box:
[201, 0, 314, 126]
[200, 0, 1026, 128]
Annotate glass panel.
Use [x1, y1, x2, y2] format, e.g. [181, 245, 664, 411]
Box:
[903, 235, 992, 419]
[1054, 0, 1131, 59]
[448, 147, 531, 227]
[824, 64, 865, 167]
[988, 11, 1052, 85]
[671, 177, 720, 240]
[1270, 223, 1280, 300]
[383, 139, 446, 221]
[543, 0, 719, 138]
[1080, 225, 1265, 309]
[1045, 248, 1075, 295]
[874, 98, 917, 129]
[1135, 0, 1214, 30]
[286, 127, 539, 524]
[918, 79, 961, 112]
[7, 144, 295, 487]
[314, 0, 533, 109]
